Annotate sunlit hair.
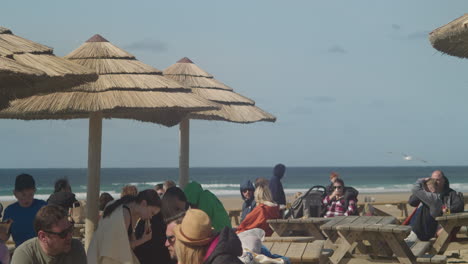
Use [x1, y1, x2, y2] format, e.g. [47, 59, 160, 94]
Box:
[254, 184, 274, 204]
[163, 180, 176, 190]
[121, 185, 138, 198]
[330, 172, 339, 180]
[254, 177, 269, 188]
[174, 239, 207, 264]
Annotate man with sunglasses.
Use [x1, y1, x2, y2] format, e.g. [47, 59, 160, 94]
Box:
[164, 213, 184, 263]
[322, 178, 357, 218]
[240, 180, 256, 222]
[11, 205, 86, 264]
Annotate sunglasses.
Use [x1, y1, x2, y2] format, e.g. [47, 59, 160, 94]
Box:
[44, 224, 74, 239]
[333, 186, 343, 190]
[166, 235, 176, 244]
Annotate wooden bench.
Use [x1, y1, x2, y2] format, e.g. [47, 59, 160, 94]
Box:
[268, 218, 330, 238]
[330, 223, 446, 264]
[228, 209, 241, 226]
[433, 212, 468, 254]
[263, 239, 331, 264]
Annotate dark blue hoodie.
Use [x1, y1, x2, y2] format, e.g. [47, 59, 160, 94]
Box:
[240, 180, 256, 222]
[269, 164, 286, 205]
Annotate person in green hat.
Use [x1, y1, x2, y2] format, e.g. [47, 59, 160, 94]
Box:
[183, 182, 231, 231]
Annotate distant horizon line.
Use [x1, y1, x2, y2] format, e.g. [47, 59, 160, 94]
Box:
[0, 165, 467, 169]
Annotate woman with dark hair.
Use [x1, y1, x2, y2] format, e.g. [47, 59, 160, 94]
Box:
[87, 189, 162, 264]
[47, 178, 78, 210]
[161, 187, 188, 222]
[322, 178, 357, 218]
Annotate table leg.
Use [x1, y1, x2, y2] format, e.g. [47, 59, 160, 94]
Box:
[329, 231, 360, 264]
[433, 221, 456, 254]
[381, 232, 415, 264]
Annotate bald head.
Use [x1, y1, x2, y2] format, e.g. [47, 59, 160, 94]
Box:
[431, 170, 445, 193]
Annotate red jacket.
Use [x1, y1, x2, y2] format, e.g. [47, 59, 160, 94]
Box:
[236, 203, 280, 236]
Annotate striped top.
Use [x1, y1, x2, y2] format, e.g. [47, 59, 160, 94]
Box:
[322, 195, 357, 218]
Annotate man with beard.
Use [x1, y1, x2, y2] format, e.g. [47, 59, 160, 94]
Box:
[240, 180, 256, 222]
[409, 170, 464, 241]
[11, 205, 86, 264]
[165, 213, 185, 263]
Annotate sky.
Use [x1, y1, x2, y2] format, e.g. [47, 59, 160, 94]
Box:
[1, 1, 468, 168]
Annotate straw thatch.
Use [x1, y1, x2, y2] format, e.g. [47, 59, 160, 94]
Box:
[0, 56, 46, 108]
[0, 26, 97, 104]
[162, 57, 276, 123]
[0, 35, 219, 127]
[429, 14, 468, 58]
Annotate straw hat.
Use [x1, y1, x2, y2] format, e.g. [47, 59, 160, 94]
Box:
[173, 209, 214, 246]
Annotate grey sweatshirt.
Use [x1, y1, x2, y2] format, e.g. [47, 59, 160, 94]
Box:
[410, 178, 442, 217]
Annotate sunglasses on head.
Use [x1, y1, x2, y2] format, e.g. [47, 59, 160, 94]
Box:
[333, 186, 343, 190]
[44, 224, 73, 239]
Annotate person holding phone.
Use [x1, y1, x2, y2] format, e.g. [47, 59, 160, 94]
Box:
[322, 178, 357, 218]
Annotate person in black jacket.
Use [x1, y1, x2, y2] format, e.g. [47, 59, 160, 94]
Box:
[47, 178, 79, 210]
[409, 170, 464, 241]
[240, 180, 256, 222]
[204, 227, 243, 264]
[269, 164, 286, 207]
[173, 209, 242, 264]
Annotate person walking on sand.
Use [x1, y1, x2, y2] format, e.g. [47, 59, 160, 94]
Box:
[87, 189, 162, 264]
[269, 164, 286, 207]
[11, 205, 86, 264]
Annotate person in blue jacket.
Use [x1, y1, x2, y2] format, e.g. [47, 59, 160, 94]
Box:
[269, 164, 286, 206]
[3, 174, 47, 246]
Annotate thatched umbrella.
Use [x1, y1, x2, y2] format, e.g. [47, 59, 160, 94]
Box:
[0, 56, 46, 108]
[429, 14, 468, 58]
[162, 57, 276, 188]
[0, 27, 96, 108]
[0, 35, 219, 247]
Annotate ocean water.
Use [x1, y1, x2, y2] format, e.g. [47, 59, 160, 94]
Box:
[0, 166, 467, 201]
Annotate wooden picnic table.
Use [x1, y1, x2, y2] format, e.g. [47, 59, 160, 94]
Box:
[433, 211, 468, 254]
[320, 215, 397, 248]
[268, 218, 330, 238]
[330, 223, 446, 264]
[263, 239, 331, 264]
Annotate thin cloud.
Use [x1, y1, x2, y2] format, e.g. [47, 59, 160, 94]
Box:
[304, 96, 336, 103]
[328, 45, 347, 54]
[123, 39, 168, 52]
[392, 24, 401, 30]
[407, 30, 430, 40]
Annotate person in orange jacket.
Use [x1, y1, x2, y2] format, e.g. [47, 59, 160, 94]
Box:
[236, 184, 280, 236]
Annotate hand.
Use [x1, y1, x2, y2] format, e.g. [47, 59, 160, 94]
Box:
[140, 228, 152, 243]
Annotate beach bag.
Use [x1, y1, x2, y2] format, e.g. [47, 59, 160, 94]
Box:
[287, 185, 325, 219]
[70, 201, 86, 224]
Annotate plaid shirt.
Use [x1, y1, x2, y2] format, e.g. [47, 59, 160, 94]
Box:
[322, 195, 357, 218]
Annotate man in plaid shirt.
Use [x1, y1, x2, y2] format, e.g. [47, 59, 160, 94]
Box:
[322, 178, 357, 217]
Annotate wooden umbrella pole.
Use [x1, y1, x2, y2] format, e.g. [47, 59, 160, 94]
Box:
[85, 112, 103, 250]
[179, 118, 190, 189]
